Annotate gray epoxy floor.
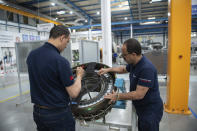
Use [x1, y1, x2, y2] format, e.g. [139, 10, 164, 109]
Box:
[0, 66, 197, 131]
[0, 72, 29, 102]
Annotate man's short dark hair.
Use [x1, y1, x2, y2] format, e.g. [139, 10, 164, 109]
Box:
[49, 25, 70, 39]
[123, 38, 141, 55]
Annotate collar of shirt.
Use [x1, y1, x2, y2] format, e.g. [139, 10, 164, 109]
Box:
[136, 55, 145, 66]
[132, 55, 145, 70]
[45, 42, 60, 54]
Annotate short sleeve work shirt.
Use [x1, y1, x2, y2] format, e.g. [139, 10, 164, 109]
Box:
[27, 42, 74, 108]
[126, 56, 162, 110]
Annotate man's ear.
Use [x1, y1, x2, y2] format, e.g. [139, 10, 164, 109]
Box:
[60, 35, 65, 41]
[132, 52, 137, 56]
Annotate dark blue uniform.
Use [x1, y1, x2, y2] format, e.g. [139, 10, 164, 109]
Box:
[126, 56, 163, 131]
[27, 42, 75, 131]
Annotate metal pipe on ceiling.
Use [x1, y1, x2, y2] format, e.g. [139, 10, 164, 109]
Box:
[69, 18, 168, 29]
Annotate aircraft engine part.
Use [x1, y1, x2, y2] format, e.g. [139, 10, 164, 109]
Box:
[71, 62, 116, 121]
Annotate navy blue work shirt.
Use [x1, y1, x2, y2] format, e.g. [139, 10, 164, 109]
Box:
[126, 56, 163, 112]
[26, 42, 74, 108]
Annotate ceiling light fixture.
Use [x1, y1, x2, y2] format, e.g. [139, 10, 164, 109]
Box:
[152, 0, 162, 2]
[69, 11, 73, 14]
[148, 17, 156, 19]
[119, 4, 123, 7]
[150, 0, 162, 3]
[57, 11, 65, 15]
[51, 3, 55, 6]
[140, 21, 160, 25]
[124, 17, 128, 20]
[97, 11, 100, 15]
[0, 0, 4, 4]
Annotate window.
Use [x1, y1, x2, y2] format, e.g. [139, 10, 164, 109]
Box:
[7, 11, 13, 21]
[36, 19, 39, 24]
[23, 16, 28, 24]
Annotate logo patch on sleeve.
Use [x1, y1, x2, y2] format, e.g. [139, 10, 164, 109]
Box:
[139, 78, 151, 83]
[70, 76, 74, 80]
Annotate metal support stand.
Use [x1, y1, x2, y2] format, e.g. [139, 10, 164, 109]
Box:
[16, 44, 23, 106]
[15, 44, 29, 107]
[102, 116, 106, 124]
[76, 78, 138, 131]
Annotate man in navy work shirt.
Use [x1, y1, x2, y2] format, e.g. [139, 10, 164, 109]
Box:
[98, 38, 163, 131]
[26, 25, 84, 131]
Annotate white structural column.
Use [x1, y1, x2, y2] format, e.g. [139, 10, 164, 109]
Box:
[88, 28, 92, 40]
[101, 0, 112, 67]
[130, 24, 133, 38]
[88, 19, 92, 40]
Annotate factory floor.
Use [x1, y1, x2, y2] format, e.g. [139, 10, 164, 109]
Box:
[0, 65, 197, 131]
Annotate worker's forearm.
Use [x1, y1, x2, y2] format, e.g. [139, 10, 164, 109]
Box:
[117, 91, 143, 101]
[72, 75, 82, 96]
[67, 75, 82, 98]
[108, 66, 127, 74]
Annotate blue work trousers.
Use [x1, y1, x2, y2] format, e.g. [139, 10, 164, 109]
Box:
[33, 105, 75, 131]
[136, 104, 163, 131]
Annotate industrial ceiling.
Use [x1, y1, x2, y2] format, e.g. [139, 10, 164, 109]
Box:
[1, 0, 197, 35]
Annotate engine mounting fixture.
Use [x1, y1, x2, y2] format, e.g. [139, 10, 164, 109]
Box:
[71, 62, 116, 121]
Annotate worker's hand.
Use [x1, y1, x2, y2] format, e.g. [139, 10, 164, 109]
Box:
[104, 90, 118, 104]
[98, 68, 110, 75]
[76, 67, 85, 78]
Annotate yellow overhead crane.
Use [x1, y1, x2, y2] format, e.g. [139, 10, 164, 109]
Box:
[0, 4, 62, 25]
